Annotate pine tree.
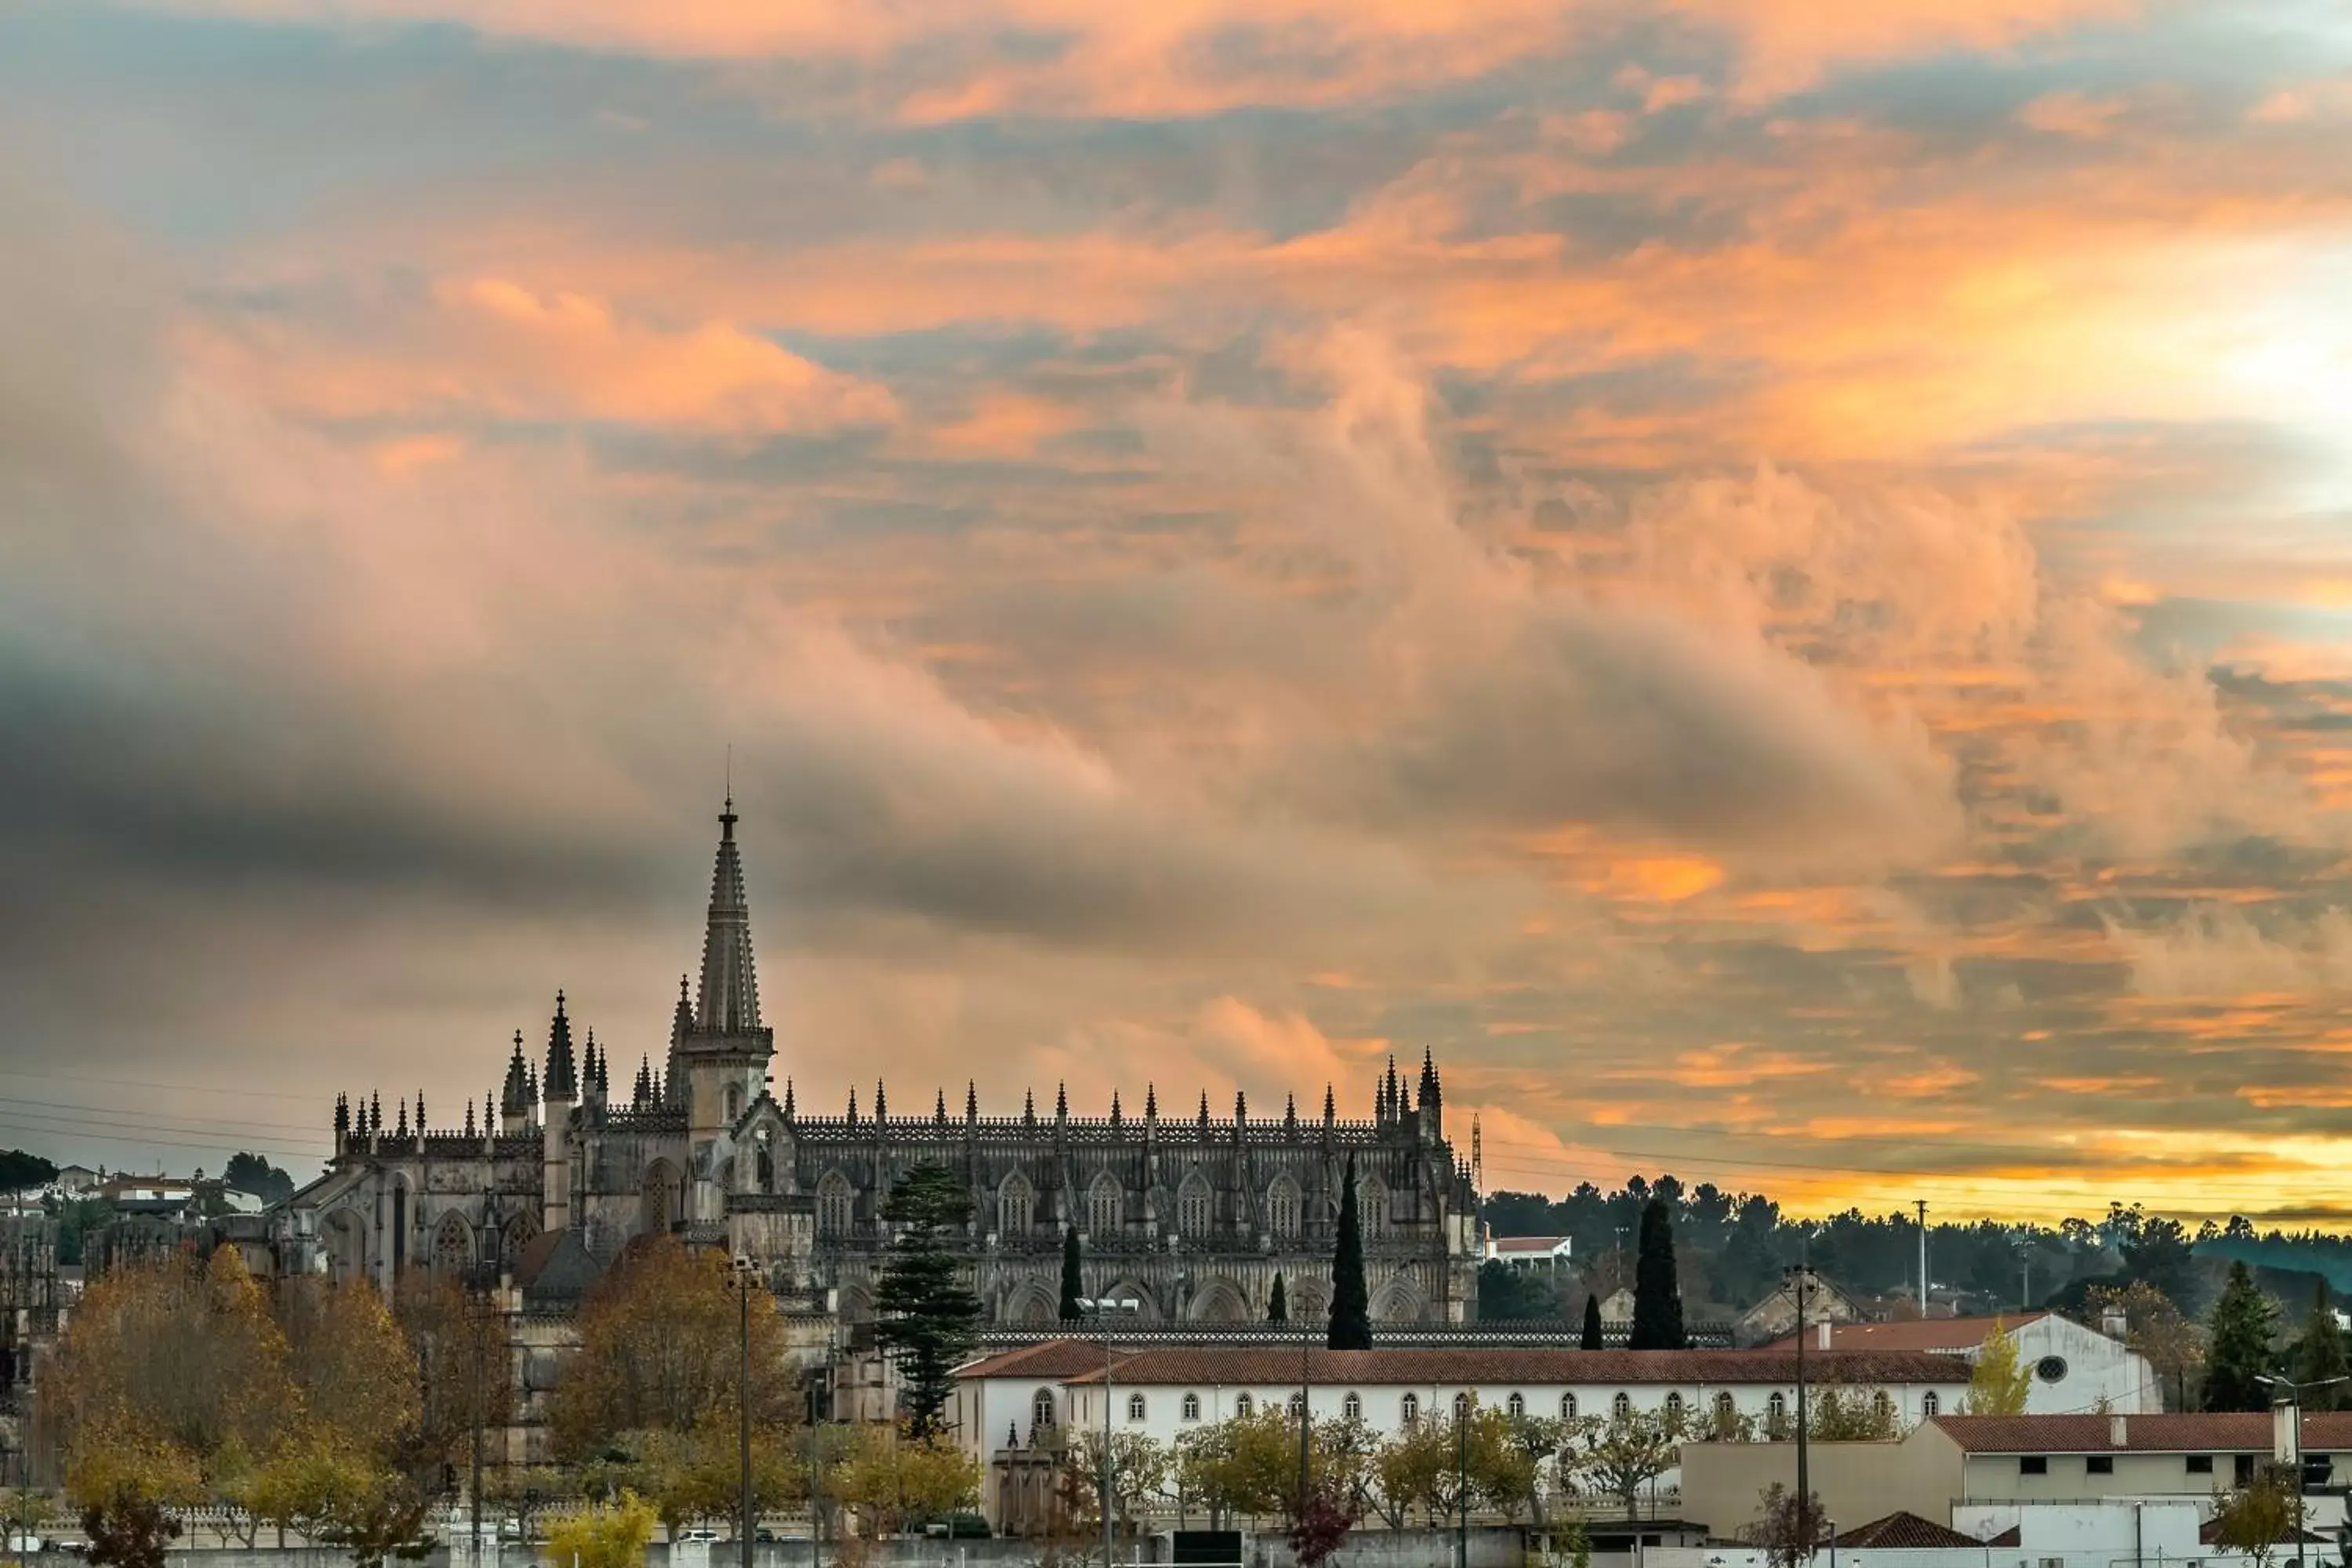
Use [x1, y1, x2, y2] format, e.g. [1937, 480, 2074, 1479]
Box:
[1628, 1197, 1685, 1350]
[2296, 1280, 2348, 1411]
[873, 1163, 983, 1436]
[1581, 1292, 1605, 1351]
[1328, 1152, 1372, 1350]
[1269, 1272, 1289, 1324]
[1058, 1226, 1083, 1323]
[2205, 1261, 2281, 1413]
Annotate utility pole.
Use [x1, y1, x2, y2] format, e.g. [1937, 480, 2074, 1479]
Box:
[1297, 1317, 1312, 1521]
[1791, 1254, 1813, 1563]
[1457, 1396, 1472, 1568]
[732, 1256, 758, 1568]
[1080, 1295, 1138, 1566]
[1915, 1200, 1929, 1317]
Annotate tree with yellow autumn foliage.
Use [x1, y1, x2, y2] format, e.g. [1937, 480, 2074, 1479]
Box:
[548, 1236, 799, 1461]
[544, 1490, 659, 1568]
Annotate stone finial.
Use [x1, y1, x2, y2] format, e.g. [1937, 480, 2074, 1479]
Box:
[875, 1080, 887, 1123]
[1109, 1091, 1122, 1124]
[967, 1081, 979, 1122]
[1324, 1083, 1335, 1123]
[782, 1078, 796, 1118]
[1055, 1082, 1068, 1120]
[1145, 1083, 1158, 1120]
[935, 1088, 948, 1124]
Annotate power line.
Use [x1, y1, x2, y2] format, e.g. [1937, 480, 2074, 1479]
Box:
[0, 1064, 322, 1103]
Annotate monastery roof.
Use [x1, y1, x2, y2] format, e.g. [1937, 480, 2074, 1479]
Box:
[1759, 1312, 2050, 1353]
[1028, 1342, 1968, 1386]
[960, 1340, 1130, 1381]
[1932, 1413, 2352, 1453]
[1833, 1512, 1984, 1549]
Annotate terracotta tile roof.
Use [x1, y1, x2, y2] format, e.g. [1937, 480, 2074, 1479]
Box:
[1984, 1527, 2020, 1547]
[1834, 1512, 1984, 1549]
[1759, 1313, 2049, 1354]
[958, 1339, 1131, 1381]
[1933, 1413, 2352, 1453]
[2200, 1517, 2330, 1546]
[1022, 1343, 1968, 1387]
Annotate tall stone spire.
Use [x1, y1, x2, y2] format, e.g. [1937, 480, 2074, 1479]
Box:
[695, 797, 761, 1035]
[501, 1032, 531, 1120]
[543, 992, 577, 1102]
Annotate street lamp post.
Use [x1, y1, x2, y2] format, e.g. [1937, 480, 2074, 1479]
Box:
[2256, 1374, 2349, 1568]
[1077, 1296, 1139, 1566]
[1788, 1258, 1814, 1563]
[731, 1256, 761, 1568]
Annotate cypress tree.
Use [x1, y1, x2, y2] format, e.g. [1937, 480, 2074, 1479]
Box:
[1269, 1272, 1289, 1323]
[1058, 1225, 1084, 1322]
[1581, 1291, 1605, 1351]
[1628, 1196, 1686, 1350]
[1328, 1152, 1372, 1349]
[2205, 1260, 2280, 1411]
[2297, 1280, 2348, 1411]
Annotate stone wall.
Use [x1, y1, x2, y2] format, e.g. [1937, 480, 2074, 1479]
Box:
[162, 1525, 1531, 1568]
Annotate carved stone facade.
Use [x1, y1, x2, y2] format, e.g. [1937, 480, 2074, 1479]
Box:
[279, 800, 1481, 1336]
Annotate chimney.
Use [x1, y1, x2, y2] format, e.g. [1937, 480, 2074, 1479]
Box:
[1817, 1319, 1832, 1351]
[2101, 1308, 2129, 1341]
[2111, 1414, 2128, 1448]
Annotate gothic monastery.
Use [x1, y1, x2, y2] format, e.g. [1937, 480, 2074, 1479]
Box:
[281, 800, 1483, 1333]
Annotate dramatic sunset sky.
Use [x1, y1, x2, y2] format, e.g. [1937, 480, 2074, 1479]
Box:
[3, 1, 2350, 1221]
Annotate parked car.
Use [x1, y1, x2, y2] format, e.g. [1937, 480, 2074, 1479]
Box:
[674, 1528, 723, 1545]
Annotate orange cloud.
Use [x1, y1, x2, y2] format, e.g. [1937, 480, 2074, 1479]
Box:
[194, 275, 896, 437]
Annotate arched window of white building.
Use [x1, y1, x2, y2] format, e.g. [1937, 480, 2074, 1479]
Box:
[1560, 1392, 1577, 1420]
[1767, 1392, 1788, 1435]
[1507, 1392, 1526, 1419]
[1236, 1392, 1254, 1418]
[1289, 1392, 1306, 1417]
[1922, 1392, 1940, 1418]
[1400, 1393, 1419, 1426]
[1612, 1392, 1632, 1420]
[1033, 1389, 1056, 1430]
[1343, 1392, 1363, 1421]
[817, 1171, 854, 1238]
[1181, 1392, 1201, 1421]
[1664, 1392, 1685, 1428]
[1128, 1393, 1147, 1422]
[1454, 1392, 1472, 1420]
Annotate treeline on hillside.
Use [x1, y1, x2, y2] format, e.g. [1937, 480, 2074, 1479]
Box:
[1479, 1176, 2345, 1324]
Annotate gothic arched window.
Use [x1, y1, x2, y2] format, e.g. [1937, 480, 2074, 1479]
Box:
[1181, 1392, 1201, 1421]
[1087, 1173, 1122, 1238]
[1612, 1392, 1632, 1420]
[1664, 1392, 1685, 1428]
[726, 1084, 743, 1123]
[1359, 1178, 1388, 1240]
[1236, 1392, 1254, 1418]
[817, 1171, 854, 1238]
[1342, 1392, 1363, 1421]
[998, 1174, 1034, 1238]
[1922, 1392, 1941, 1418]
[1507, 1392, 1526, 1419]
[434, 1213, 470, 1276]
[755, 1131, 775, 1193]
[1453, 1392, 1472, 1420]
[1178, 1173, 1213, 1239]
[1874, 1390, 1894, 1426]
[1767, 1392, 1788, 1435]
[1033, 1389, 1056, 1430]
[1400, 1393, 1419, 1426]
[1127, 1393, 1147, 1422]
[1560, 1392, 1577, 1420]
[1266, 1177, 1301, 1240]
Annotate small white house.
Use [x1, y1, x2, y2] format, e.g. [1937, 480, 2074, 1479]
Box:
[1486, 1235, 1573, 1271]
[1762, 1312, 2162, 1414]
